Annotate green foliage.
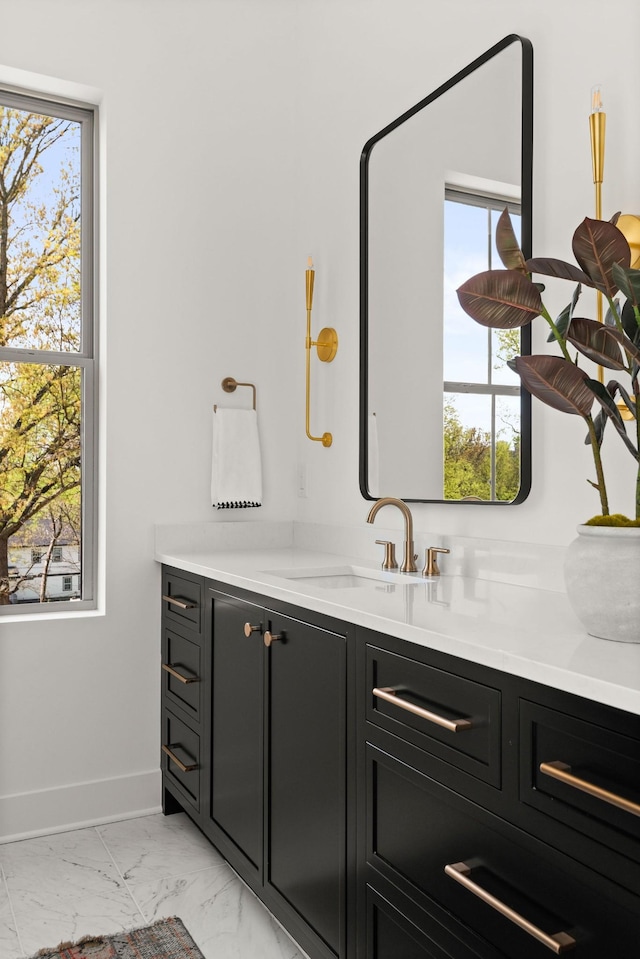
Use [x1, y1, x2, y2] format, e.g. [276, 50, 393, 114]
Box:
[0, 106, 82, 602]
[443, 402, 519, 502]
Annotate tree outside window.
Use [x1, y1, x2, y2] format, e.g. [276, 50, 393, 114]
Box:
[0, 92, 96, 609]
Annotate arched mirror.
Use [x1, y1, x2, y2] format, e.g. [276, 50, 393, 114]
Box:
[360, 35, 533, 504]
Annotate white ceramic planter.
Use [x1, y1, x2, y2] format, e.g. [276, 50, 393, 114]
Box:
[564, 524, 640, 643]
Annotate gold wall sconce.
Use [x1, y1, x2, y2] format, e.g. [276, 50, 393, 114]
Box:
[305, 257, 338, 447]
[589, 86, 637, 420]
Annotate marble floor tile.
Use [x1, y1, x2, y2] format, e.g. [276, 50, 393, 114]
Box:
[130, 863, 306, 959]
[97, 813, 223, 883]
[1, 814, 308, 959]
[0, 873, 23, 959]
[2, 829, 145, 956]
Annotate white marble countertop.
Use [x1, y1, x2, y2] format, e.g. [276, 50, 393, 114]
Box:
[155, 542, 640, 716]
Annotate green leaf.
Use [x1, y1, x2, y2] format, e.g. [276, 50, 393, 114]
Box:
[620, 299, 640, 341]
[612, 263, 640, 309]
[586, 378, 639, 460]
[456, 270, 542, 329]
[572, 217, 631, 297]
[566, 318, 627, 370]
[495, 208, 527, 272]
[514, 355, 594, 416]
[525, 257, 592, 286]
[547, 284, 581, 343]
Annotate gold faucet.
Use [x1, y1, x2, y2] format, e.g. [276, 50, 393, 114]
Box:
[366, 497, 417, 573]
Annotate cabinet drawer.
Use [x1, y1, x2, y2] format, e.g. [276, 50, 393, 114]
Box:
[162, 568, 202, 634]
[367, 745, 639, 958]
[520, 699, 640, 865]
[161, 627, 202, 723]
[366, 645, 500, 786]
[161, 709, 201, 812]
[367, 886, 475, 959]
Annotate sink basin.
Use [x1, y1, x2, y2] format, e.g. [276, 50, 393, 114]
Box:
[265, 565, 424, 589]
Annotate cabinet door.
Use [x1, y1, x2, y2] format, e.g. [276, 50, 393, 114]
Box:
[210, 591, 264, 879]
[266, 611, 347, 958]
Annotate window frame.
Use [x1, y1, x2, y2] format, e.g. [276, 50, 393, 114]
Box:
[0, 87, 98, 615]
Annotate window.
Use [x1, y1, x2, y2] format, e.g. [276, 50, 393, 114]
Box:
[62, 575, 73, 592]
[443, 187, 522, 502]
[0, 90, 96, 612]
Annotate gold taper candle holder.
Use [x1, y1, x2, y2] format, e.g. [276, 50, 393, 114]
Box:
[590, 87, 606, 383]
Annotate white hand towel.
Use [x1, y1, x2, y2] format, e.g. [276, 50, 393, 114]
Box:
[211, 408, 262, 509]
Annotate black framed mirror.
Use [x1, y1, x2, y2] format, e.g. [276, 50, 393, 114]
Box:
[360, 35, 533, 504]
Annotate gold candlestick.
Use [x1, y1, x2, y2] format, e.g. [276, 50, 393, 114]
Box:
[590, 85, 606, 384]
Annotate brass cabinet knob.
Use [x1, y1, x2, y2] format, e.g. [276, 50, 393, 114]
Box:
[244, 622, 261, 637]
[264, 630, 283, 647]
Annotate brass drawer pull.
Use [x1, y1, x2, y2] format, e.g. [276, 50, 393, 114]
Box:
[244, 622, 262, 637]
[540, 760, 640, 818]
[162, 743, 198, 773]
[162, 594, 197, 610]
[372, 686, 472, 732]
[162, 663, 199, 685]
[445, 861, 576, 954]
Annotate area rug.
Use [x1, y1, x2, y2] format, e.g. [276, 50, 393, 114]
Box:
[28, 917, 204, 959]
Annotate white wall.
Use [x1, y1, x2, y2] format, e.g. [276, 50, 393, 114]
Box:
[0, 0, 300, 839]
[294, 0, 640, 543]
[1, 0, 639, 839]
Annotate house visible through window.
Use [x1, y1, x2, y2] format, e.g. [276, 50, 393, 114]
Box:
[443, 187, 522, 502]
[0, 90, 96, 611]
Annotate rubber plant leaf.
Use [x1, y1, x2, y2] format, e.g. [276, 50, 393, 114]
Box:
[585, 378, 640, 460]
[514, 355, 594, 416]
[592, 322, 640, 365]
[495, 208, 527, 273]
[611, 263, 640, 308]
[615, 381, 637, 418]
[525, 257, 593, 286]
[620, 299, 640, 341]
[571, 217, 630, 297]
[547, 284, 582, 343]
[457, 270, 543, 329]
[566, 318, 628, 370]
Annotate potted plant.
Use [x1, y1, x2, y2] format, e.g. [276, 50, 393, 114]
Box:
[457, 211, 640, 642]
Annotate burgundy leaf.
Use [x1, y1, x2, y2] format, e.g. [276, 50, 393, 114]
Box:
[514, 355, 594, 416]
[572, 217, 630, 297]
[495, 209, 527, 272]
[457, 270, 542, 329]
[525, 257, 593, 286]
[566, 318, 627, 370]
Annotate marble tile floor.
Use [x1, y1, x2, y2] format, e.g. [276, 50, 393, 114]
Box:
[0, 812, 307, 959]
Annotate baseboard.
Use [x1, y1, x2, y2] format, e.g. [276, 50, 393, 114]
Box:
[0, 768, 162, 843]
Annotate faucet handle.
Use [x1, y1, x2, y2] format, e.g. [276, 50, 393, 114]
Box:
[375, 539, 398, 571]
[422, 546, 450, 578]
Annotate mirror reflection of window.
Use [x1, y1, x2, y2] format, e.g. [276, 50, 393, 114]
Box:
[443, 188, 521, 502]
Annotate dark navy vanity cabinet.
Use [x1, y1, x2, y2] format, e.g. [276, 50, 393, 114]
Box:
[161, 566, 640, 959]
